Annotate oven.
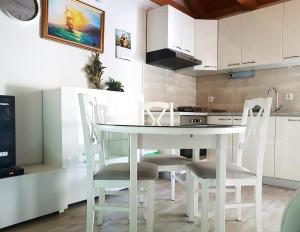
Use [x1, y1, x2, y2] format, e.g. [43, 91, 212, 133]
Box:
[179, 114, 207, 160]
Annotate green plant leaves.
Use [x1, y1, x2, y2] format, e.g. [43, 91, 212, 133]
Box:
[105, 77, 124, 91]
[83, 52, 106, 89]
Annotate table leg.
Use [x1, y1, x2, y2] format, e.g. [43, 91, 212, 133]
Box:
[216, 134, 227, 232]
[192, 148, 199, 217]
[129, 133, 138, 232]
[192, 148, 200, 162]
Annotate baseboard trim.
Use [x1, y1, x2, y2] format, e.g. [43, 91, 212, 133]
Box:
[263, 176, 300, 189]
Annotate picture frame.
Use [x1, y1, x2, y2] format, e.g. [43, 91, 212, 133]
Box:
[115, 29, 132, 61]
[42, 0, 105, 52]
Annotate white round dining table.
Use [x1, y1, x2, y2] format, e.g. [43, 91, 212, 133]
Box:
[96, 123, 246, 232]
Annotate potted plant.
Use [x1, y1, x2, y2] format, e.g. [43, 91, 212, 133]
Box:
[105, 77, 124, 92]
[83, 53, 106, 89]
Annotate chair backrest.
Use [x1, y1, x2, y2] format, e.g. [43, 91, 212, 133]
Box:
[140, 101, 174, 126]
[235, 97, 272, 180]
[281, 188, 300, 232]
[78, 93, 107, 180]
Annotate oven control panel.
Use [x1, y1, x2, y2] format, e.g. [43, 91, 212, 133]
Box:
[180, 115, 207, 125]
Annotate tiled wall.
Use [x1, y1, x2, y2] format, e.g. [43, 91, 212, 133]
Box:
[196, 66, 300, 112]
[144, 65, 300, 112]
[143, 64, 196, 107]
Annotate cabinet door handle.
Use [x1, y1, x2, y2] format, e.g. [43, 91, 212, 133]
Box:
[242, 61, 256, 65]
[184, 49, 191, 52]
[219, 118, 232, 121]
[174, 45, 182, 49]
[227, 63, 240, 67]
[283, 55, 300, 59]
[234, 118, 241, 121]
[288, 119, 300, 122]
[204, 65, 215, 68]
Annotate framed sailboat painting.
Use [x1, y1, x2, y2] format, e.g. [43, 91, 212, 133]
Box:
[42, 0, 105, 52]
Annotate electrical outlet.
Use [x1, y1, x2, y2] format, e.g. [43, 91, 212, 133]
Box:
[208, 96, 214, 103]
[285, 93, 294, 101]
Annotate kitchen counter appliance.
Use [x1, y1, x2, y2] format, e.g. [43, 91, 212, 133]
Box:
[177, 106, 207, 159]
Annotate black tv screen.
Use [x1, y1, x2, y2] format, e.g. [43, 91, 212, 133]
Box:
[0, 95, 16, 169]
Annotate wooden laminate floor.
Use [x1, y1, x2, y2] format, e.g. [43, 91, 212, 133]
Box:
[3, 180, 295, 232]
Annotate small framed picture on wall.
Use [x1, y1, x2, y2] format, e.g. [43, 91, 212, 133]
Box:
[115, 29, 132, 61]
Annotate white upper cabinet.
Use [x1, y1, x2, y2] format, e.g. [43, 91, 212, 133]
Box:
[194, 20, 218, 70]
[168, 6, 183, 52]
[147, 5, 194, 56]
[241, 4, 283, 67]
[181, 13, 195, 56]
[283, 0, 300, 64]
[218, 15, 242, 70]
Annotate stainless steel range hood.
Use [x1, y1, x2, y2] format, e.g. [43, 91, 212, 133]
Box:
[146, 49, 202, 70]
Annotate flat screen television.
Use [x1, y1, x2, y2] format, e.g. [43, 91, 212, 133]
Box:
[0, 95, 16, 169]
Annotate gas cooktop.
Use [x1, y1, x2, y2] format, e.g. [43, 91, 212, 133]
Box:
[175, 106, 203, 112]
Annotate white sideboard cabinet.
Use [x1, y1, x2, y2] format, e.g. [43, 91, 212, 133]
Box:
[43, 87, 141, 169]
[43, 87, 141, 204]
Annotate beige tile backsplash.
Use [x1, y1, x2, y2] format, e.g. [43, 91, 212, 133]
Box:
[144, 64, 300, 112]
[143, 64, 196, 107]
[196, 66, 300, 112]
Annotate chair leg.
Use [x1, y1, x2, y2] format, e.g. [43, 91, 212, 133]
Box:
[188, 173, 195, 222]
[146, 181, 155, 232]
[171, 171, 176, 201]
[235, 186, 242, 221]
[200, 181, 209, 232]
[255, 184, 262, 232]
[143, 184, 148, 221]
[97, 188, 105, 226]
[186, 170, 190, 218]
[193, 177, 199, 217]
[86, 190, 95, 232]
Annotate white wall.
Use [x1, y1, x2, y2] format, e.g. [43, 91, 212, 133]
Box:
[0, 0, 155, 165]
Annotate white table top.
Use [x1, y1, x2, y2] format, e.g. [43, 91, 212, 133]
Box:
[97, 123, 246, 135]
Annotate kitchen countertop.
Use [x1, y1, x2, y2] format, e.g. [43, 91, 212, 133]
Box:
[146, 111, 300, 117]
[206, 112, 300, 117]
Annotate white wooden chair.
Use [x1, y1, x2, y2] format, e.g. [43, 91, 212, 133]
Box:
[78, 93, 158, 232]
[140, 101, 192, 201]
[186, 97, 272, 232]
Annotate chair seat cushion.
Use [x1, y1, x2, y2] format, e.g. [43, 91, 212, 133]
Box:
[141, 155, 192, 166]
[94, 162, 158, 181]
[187, 161, 256, 179]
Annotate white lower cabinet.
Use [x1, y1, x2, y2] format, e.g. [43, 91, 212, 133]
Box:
[207, 116, 233, 162]
[208, 115, 300, 181]
[233, 116, 275, 177]
[275, 117, 300, 181]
